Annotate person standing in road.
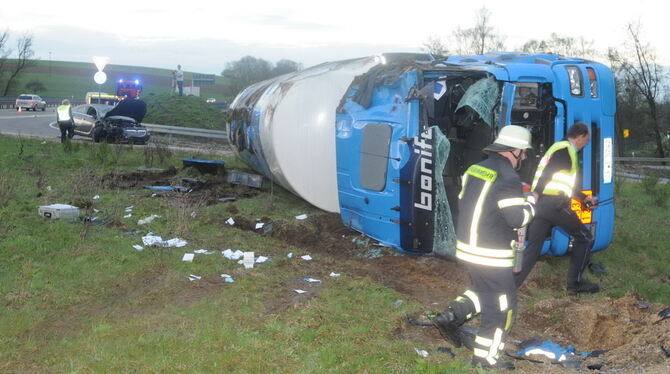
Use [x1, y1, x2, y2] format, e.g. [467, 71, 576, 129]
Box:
[431, 125, 536, 371]
[56, 99, 74, 143]
[175, 64, 184, 96]
[513, 121, 599, 294]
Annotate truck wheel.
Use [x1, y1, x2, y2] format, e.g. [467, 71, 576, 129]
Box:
[93, 127, 103, 143]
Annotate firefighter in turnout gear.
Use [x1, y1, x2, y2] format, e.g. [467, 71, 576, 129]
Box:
[56, 99, 75, 143]
[431, 125, 536, 370]
[513, 121, 599, 294]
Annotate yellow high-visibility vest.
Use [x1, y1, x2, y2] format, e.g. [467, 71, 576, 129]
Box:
[57, 105, 71, 122]
[531, 140, 578, 197]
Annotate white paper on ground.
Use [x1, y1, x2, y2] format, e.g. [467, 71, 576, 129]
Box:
[138, 214, 160, 225]
[123, 214, 132, 218]
[294, 289, 308, 294]
[295, 214, 308, 220]
[414, 347, 429, 358]
[166, 238, 187, 247]
[287, 252, 293, 258]
[92, 195, 100, 200]
[222, 249, 244, 260]
[255, 222, 264, 229]
[255, 256, 268, 263]
[188, 274, 201, 281]
[329, 272, 341, 277]
[302, 277, 321, 283]
[243, 252, 255, 268]
[220, 274, 232, 278]
[301, 255, 312, 261]
[194, 249, 214, 254]
[133, 245, 144, 251]
[182, 253, 194, 262]
[142, 235, 163, 246]
[226, 217, 235, 225]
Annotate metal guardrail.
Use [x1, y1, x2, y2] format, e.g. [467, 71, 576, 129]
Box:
[614, 157, 669, 163]
[144, 123, 228, 139]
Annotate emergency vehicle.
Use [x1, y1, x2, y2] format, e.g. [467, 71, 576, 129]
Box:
[228, 53, 616, 258]
[116, 79, 142, 99]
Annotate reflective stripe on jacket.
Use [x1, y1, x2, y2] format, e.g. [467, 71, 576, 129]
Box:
[531, 141, 578, 197]
[57, 105, 72, 122]
[455, 153, 535, 268]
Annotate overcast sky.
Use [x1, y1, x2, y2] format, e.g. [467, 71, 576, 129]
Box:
[2, 0, 668, 74]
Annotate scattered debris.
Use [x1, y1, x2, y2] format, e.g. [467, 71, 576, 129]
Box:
[38, 204, 80, 219]
[220, 274, 235, 283]
[436, 347, 455, 357]
[255, 256, 269, 264]
[136, 166, 167, 173]
[300, 255, 312, 261]
[661, 345, 670, 358]
[181, 177, 205, 191]
[392, 300, 404, 308]
[517, 339, 588, 362]
[414, 347, 429, 358]
[194, 249, 215, 255]
[226, 217, 235, 226]
[635, 301, 652, 310]
[123, 214, 132, 218]
[255, 222, 264, 229]
[141, 234, 188, 248]
[144, 185, 190, 192]
[301, 277, 321, 283]
[182, 158, 225, 174]
[329, 272, 340, 277]
[218, 197, 237, 203]
[132, 245, 143, 251]
[227, 169, 263, 188]
[294, 289, 307, 294]
[182, 253, 194, 262]
[138, 214, 161, 225]
[287, 252, 293, 258]
[92, 195, 100, 200]
[188, 274, 201, 281]
[222, 249, 244, 260]
[295, 214, 308, 220]
[243, 252, 254, 269]
[657, 306, 670, 322]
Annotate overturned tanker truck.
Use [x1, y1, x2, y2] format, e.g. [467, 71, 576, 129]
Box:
[227, 52, 616, 259]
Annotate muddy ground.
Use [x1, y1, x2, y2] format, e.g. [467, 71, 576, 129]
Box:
[102, 167, 670, 373]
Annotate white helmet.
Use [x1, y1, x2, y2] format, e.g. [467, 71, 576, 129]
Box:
[483, 125, 532, 153]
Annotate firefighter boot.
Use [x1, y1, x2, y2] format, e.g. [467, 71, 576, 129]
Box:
[471, 357, 515, 371]
[429, 311, 463, 347]
[567, 279, 600, 294]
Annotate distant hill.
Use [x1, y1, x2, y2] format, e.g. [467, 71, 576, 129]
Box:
[2, 60, 234, 102]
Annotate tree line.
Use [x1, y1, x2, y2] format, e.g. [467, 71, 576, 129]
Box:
[422, 6, 668, 158]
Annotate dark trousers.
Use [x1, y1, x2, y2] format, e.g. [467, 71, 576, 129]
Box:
[451, 264, 517, 363]
[514, 195, 594, 287]
[177, 81, 183, 96]
[59, 122, 74, 143]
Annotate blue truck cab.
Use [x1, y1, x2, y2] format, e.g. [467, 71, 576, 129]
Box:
[335, 52, 615, 257]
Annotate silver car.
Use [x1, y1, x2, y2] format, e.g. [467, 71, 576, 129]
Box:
[15, 94, 47, 111]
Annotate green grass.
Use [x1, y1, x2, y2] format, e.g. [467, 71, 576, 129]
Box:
[0, 137, 472, 373]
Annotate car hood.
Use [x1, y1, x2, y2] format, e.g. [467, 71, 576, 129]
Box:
[104, 99, 147, 123]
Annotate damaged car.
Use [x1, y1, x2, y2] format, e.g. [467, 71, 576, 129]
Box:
[72, 98, 150, 144]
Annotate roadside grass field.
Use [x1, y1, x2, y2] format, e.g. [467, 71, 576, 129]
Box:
[0, 136, 667, 373]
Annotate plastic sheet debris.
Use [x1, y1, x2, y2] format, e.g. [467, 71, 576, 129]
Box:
[181, 177, 205, 190]
[182, 158, 225, 174]
[133, 245, 144, 251]
[329, 272, 341, 277]
[295, 214, 308, 220]
[125, 206, 134, 212]
[138, 214, 161, 225]
[123, 214, 132, 218]
[301, 277, 321, 283]
[301, 255, 312, 261]
[190, 211, 197, 218]
[287, 252, 293, 258]
[294, 289, 307, 294]
[220, 274, 235, 283]
[222, 249, 244, 260]
[255, 222, 264, 229]
[255, 256, 269, 263]
[144, 185, 190, 192]
[243, 251, 254, 268]
[182, 253, 194, 262]
[93, 209, 100, 213]
[141, 234, 188, 248]
[635, 301, 652, 310]
[226, 217, 235, 226]
[414, 347, 429, 358]
[93, 195, 100, 200]
[517, 340, 589, 361]
[392, 300, 404, 308]
[656, 306, 670, 323]
[194, 249, 215, 255]
[261, 222, 274, 235]
[227, 169, 263, 188]
[188, 274, 201, 281]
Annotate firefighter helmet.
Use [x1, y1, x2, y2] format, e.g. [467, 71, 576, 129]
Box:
[483, 125, 532, 153]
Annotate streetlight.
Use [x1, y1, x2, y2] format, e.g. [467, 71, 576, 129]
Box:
[92, 56, 109, 103]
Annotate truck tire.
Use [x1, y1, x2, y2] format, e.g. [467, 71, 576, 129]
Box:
[93, 127, 103, 143]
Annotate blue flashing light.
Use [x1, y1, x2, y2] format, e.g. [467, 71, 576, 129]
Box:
[134, 79, 140, 85]
[118, 79, 123, 83]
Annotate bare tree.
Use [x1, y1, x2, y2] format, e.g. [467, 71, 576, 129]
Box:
[422, 35, 449, 57]
[452, 6, 505, 55]
[2, 33, 36, 96]
[0, 29, 11, 88]
[608, 22, 666, 158]
[520, 33, 599, 60]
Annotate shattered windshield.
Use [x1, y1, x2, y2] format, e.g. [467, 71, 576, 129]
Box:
[456, 76, 499, 126]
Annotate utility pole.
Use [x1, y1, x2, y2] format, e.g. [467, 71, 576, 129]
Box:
[49, 51, 52, 76]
